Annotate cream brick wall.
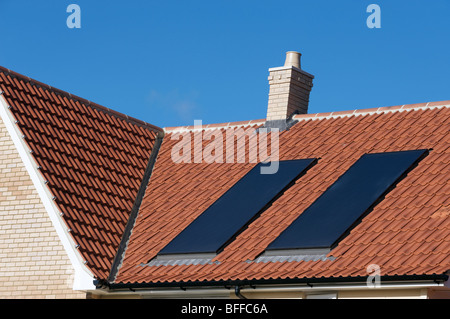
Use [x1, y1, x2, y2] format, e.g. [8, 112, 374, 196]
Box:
[0, 117, 86, 299]
[266, 67, 314, 121]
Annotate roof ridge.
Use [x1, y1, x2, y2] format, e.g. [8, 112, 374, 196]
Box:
[0, 66, 163, 133]
[293, 100, 450, 121]
[163, 100, 449, 133]
[164, 119, 266, 133]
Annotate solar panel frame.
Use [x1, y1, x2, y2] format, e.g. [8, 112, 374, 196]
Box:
[265, 149, 429, 252]
[157, 158, 318, 257]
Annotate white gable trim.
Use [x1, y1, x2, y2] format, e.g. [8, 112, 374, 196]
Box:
[0, 93, 95, 291]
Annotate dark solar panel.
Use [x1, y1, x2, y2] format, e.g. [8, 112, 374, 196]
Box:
[158, 158, 317, 256]
[266, 149, 429, 252]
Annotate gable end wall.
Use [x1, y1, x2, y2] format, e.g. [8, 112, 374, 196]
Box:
[0, 116, 85, 299]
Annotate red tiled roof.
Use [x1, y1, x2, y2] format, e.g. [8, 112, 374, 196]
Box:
[115, 102, 450, 285]
[0, 66, 163, 279]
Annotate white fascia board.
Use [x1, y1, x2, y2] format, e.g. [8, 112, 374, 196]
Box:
[0, 94, 95, 291]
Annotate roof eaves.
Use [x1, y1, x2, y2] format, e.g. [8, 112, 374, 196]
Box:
[104, 273, 449, 290]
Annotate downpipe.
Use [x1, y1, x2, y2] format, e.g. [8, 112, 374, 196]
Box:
[234, 286, 247, 299]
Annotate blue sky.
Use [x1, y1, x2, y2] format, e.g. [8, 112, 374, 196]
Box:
[0, 0, 449, 127]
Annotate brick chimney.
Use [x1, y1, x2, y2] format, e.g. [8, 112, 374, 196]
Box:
[265, 51, 314, 128]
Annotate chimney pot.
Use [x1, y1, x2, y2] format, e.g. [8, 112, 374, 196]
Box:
[284, 51, 301, 68]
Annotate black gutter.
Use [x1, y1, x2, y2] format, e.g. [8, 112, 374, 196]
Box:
[99, 273, 448, 291]
[107, 131, 165, 282]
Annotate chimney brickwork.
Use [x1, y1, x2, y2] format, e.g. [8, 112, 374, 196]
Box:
[266, 52, 314, 122]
